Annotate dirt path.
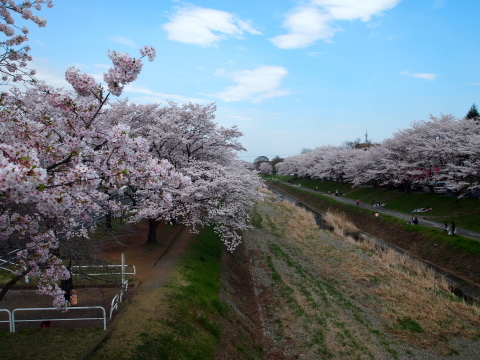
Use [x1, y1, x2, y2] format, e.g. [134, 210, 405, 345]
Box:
[137, 225, 196, 291]
[96, 221, 197, 291]
[87, 222, 197, 359]
[0, 221, 194, 333]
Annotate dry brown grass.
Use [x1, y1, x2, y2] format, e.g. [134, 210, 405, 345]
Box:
[323, 210, 361, 240]
[249, 195, 480, 357]
[321, 209, 480, 354]
[272, 200, 319, 244]
[371, 247, 480, 352]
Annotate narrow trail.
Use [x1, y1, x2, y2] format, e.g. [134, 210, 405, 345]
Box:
[139, 226, 196, 291]
[87, 223, 197, 360]
[271, 180, 480, 240]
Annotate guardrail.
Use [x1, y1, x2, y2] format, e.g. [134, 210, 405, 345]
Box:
[72, 264, 136, 277]
[0, 309, 12, 332]
[109, 279, 129, 319]
[3, 282, 130, 333]
[11, 306, 107, 332]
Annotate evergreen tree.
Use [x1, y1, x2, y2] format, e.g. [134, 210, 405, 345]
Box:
[466, 103, 480, 121]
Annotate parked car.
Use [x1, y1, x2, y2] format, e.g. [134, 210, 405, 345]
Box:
[465, 187, 480, 199]
[412, 184, 429, 193]
[433, 181, 449, 194]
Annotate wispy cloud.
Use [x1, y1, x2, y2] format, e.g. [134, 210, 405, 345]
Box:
[213, 66, 289, 103]
[307, 51, 327, 57]
[310, 0, 402, 21]
[108, 35, 137, 47]
[163, 6, 261, 47]
[401, 70, 438, 81]
[30, 59, 204, 104]
[270, 0, 402, 49]
[430, 0, 446, 10]
[124, 84, 208, 104]
[32, 59, 69, 88]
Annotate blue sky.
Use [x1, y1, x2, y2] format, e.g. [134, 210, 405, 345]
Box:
[23, 0, 480, 161]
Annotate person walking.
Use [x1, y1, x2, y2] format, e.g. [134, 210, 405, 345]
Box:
[444, 223, 449, 235]
[451, 222, 456, 236]
[356, 199, 360, 206]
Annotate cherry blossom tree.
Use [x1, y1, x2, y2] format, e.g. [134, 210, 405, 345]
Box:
[259, 162, 273, 174]
[109, 101, 263, 250]
[275, 152, 313, 176]
[277, 113, 480, 191]
[0, 0, 54, 84]
[0, 45, 189, 308]
[371, 114, 480, 190]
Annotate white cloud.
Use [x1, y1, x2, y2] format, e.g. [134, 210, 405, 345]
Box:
[124, 84, 208, 104]
[108, 35, 137, 47]
[32, 60, 69, 88]
[213, 66, 289, 103]
[310, 0, 402, 21]
[401, 70, 437, 81]
[30, 59, 205, 104]
[270, 7, 336, 49]
[163, 6, 261, 47]
[270, 0, 402, 49]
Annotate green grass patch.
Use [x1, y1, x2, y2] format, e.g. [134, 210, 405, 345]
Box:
[128, 226, 224, 360]
[249, 210, 263, 229]
[89, 218, 129, 241]
[0, 328, 105, 360]
[396, 317, 424, 333]
[268, 179, 480, 255]
[0, 269, 13, 283]
[380, 212, 480, 254]
[265, 176, 480, 233]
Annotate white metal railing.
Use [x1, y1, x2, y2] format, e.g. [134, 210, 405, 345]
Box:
[71, 264, 136, 277]
[0, 249, 20, 272]
[109, 294, 119, 319]
[0, 309, 12, 332]
[11, 306, 106, 332]
[109, 279, 129, 318]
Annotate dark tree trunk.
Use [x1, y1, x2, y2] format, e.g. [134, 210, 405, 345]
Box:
[0, 267, 31, 302]
[127, 193, 137, 207]
[105, 211, 113, 230]
[147, 218, 161, 245]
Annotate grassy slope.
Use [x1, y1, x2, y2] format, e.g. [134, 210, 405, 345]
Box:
[266, 175, 480, 233]
[266, 180, 480, 285]
[248, 195, 480, 358]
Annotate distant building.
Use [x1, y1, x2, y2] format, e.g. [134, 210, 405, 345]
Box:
[253, 156, 270, 170]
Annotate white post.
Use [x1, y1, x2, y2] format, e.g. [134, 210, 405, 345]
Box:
[121, 253, 125, 285]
